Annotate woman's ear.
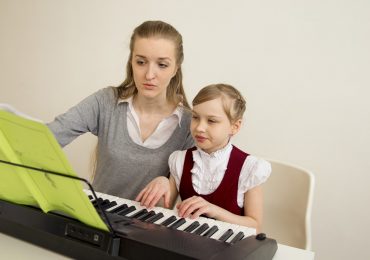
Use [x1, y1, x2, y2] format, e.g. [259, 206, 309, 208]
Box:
[172, 65, 179, 78]
[231, 119, 242, 136]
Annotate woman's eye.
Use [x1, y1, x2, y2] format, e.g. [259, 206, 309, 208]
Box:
[192, 115, 199, 120]
[208, 120, 217, 124]
[136, 60, 145, 65]
[159, 63, 168, 68]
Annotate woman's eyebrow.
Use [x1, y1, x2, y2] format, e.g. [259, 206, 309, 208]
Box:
[134, 55, 146, 59]
[158, 57, 172, 61]
[134, 54, 172, 60]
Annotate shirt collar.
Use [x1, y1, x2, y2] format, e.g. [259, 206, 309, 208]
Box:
[195, 141, 233, 159]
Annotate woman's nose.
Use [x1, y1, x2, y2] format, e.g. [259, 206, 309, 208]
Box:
[145, 64, 156, 80]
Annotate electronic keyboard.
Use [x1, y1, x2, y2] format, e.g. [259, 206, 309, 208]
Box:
[0, 190, 278, 260]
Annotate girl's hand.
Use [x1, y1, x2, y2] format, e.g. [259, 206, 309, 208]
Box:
[135, 176, 170, 208]
[177, 196, 218, 219]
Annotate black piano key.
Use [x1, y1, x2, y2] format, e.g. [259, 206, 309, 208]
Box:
[183, 221, 200, 232]
[193, 223, 209, 235]
[202, 225, 219, 237]
[136, 210, 156, 221]
[109, 204, 128, 214]
[101, 201, 117, 211]
[100, 199, 111, 206]
[93, 198, 109, 208]
[118, 206, 136, 216]
[229, 231, 245, 244]
[169, 218, 186, 229]
[218, 229, 234, 242]
[92, 198, 103, 207]
[160, 215, 177, 226]
[145, 212, 164, 223]
[130, 209, 148, 219]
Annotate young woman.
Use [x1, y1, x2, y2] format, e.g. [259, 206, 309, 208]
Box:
[48, 21, 194, 200]
[137, 84, 271, 232]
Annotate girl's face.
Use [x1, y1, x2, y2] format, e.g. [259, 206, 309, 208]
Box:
[191, 97, 241, 154]
[132, 37, 178, 101]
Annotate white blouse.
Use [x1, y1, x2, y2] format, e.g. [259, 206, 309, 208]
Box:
[169, 143, 271, 208]
[119, 97, 183, 149]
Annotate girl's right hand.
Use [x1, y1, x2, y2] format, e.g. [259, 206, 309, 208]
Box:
[135, 176, 171, 208]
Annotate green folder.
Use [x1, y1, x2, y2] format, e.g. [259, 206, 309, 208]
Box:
[0, 108, 108, 232]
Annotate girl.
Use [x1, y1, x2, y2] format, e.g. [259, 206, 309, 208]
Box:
[137, 83, 271, 231]
[48, 21, 194, 200]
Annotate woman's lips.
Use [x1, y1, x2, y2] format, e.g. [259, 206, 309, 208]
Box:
[143, 83, 155, 90]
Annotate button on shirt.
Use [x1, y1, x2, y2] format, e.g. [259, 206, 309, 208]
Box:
[169, 143, 271, 208]
[119, 97, 183, 149]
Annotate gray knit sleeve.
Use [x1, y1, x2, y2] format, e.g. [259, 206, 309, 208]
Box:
[47, 89, 106, 147]
[182, 110, 195, 150]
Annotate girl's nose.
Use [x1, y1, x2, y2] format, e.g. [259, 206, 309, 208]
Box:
[194, 120, 206, 132]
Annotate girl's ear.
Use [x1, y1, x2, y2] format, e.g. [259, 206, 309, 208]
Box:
[230, 119, 242, 136]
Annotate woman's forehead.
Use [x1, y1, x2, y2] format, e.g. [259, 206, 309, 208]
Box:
[133, 37, 176, 59]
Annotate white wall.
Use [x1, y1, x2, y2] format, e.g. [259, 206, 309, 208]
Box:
[1, 1, 369, 259]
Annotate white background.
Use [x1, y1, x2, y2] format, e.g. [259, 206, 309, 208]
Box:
[1, 1, 369, 259]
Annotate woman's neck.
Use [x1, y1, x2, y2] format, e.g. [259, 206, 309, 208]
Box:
[133, 95, 176, 116]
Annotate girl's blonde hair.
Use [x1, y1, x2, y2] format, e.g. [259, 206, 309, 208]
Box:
[116, 20, 190, 108]
[192, 83, 246, 123]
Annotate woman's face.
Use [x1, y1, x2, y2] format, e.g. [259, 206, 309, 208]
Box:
[131, 37, 178, 101]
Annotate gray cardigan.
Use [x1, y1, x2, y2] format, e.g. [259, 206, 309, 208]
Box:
[47, 87, 194, 199]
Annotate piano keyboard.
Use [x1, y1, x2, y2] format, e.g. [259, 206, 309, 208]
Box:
[85, 190, 256, 244]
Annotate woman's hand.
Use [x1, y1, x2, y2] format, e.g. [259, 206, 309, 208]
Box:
[135, 176, 171, 208]
[177, 196, 218, 219]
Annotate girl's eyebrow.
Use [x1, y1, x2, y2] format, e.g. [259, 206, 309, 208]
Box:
[192, 111, 223, 119]
[207, 115, 223, 119]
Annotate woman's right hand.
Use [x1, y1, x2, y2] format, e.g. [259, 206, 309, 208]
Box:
[135, 176, 171, 209]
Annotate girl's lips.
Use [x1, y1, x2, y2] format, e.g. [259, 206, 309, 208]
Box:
[195, 135, 207, 143]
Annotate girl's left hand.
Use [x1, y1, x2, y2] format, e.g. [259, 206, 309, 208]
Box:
[177, 196, 217, 219]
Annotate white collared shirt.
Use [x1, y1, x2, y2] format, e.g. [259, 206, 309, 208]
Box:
[169, 143, 271, 207]
[119, 97, 183, 148]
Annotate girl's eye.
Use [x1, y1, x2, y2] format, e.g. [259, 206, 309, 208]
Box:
[192, 115, 199, 120]
[208, 119, 217, 124]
